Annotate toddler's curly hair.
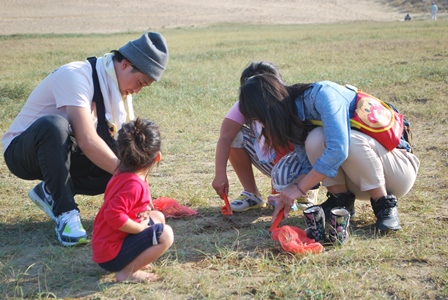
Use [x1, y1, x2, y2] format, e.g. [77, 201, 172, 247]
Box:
[117, 117, 161, 173]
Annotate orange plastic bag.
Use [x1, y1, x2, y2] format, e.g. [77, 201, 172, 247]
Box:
[272, 225, 324, 254]
[152, 197, 198, 218]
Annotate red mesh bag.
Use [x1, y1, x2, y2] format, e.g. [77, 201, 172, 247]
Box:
[272, 225, 324, 254]
[152, 197, 198, 218]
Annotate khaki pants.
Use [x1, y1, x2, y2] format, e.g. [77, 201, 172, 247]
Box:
[305, 127, 420, 200]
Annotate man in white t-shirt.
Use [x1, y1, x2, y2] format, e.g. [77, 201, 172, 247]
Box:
[2, 32, 169, 246]
[430, 2, 438, 20]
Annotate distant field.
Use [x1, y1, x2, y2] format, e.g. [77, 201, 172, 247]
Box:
[0, 0, 406, 35]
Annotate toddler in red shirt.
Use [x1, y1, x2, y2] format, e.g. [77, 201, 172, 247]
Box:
[92, 118, 174, 283]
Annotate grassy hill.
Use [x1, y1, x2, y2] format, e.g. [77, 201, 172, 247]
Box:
[385, 0, 446, 13]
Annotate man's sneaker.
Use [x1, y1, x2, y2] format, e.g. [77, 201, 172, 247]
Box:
[230, 191, 267, 212]
[56, 210, 88, 246]
[28, 182, 57, 221]
[370, 195, 402, 231]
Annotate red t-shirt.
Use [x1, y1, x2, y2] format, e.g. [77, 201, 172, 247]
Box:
[92, 171, 151, 263]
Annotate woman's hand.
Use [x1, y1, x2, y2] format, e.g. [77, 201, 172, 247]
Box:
[269, 194, 294, 223]
[212, 177, 229, 200]
[269, 183, 305, 223]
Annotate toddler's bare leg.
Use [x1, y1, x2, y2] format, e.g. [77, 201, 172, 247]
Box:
[116, 224, 174, 283]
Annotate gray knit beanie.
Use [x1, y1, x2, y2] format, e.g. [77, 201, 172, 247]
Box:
[119, 32, 168, 82]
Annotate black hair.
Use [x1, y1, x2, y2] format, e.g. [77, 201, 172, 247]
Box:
[116, 117, 161, 173]
[238, 74, 311, 149]
[111, 50, 141, 73]
[240, 61, 285, 85]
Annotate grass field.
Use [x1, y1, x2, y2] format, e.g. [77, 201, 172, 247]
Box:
[1, 20, 447, 299]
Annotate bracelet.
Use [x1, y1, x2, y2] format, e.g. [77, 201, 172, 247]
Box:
[293, 182, 306, 195]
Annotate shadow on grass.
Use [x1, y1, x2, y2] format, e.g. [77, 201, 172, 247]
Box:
[0, 204, 382, 298]
[1, 209, 280, 298]
[166, 204, 381, 261]
[0, 219, 106, 298]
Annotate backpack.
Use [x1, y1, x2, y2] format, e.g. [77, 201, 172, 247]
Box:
[69, 57, 118, 178]
[308, 85, 414, 153]
[87, 56, 119, 154]
[347, 84, 413, 153]
[387, 102, 413, 153]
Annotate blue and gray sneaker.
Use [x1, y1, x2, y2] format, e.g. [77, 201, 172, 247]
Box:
[29, 182, 88, 246]
[28, 182, 57, 221]
[56, 209, 88, 246]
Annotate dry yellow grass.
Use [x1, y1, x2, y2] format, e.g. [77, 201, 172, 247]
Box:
[0, 14, 447, 300]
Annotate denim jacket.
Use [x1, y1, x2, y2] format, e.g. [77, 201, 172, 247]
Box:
[295, 81, 357, 178]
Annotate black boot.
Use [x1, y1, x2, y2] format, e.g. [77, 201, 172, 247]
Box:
[370, 195, 402, 231]
[320, 192, 356, 220]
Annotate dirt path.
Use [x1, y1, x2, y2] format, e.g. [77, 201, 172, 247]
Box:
[0, 0, 403, 35]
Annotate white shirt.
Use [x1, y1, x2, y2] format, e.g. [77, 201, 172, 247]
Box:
[2, 61, 94, 153]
